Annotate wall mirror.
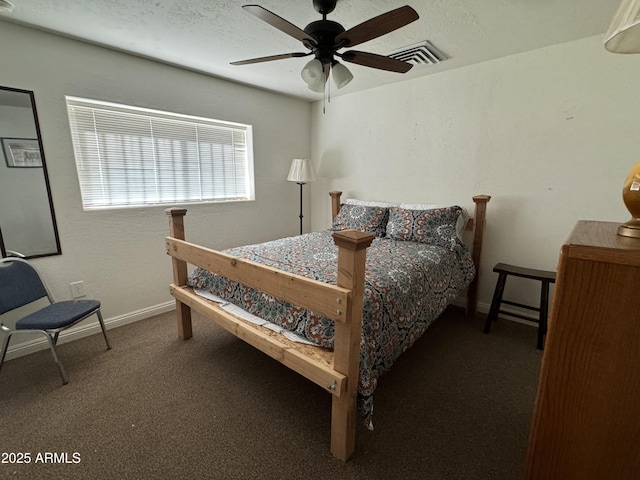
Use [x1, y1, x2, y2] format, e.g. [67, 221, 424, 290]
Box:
[0, 86, 61, 259]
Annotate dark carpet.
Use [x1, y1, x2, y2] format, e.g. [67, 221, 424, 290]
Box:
[0, 307, 541, 480]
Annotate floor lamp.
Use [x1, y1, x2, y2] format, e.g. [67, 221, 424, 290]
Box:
[287, 159, 317, 235]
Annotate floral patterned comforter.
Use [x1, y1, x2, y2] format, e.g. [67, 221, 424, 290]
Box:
[188, 230, 475, 426]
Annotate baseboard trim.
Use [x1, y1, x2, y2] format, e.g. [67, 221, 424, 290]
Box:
[5, 296, 535, 362]
[4, 301, 176, 361]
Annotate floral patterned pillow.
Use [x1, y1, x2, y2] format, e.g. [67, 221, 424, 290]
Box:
[331, 204, 389, 237]
[386, 206, 463, 249]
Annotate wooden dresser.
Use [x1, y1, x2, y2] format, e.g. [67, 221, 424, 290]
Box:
[525, 221, 640, 480]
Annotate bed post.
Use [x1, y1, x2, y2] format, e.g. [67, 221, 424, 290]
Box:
[330, 229, 374, 461]
[329, 191, 342, 220]
[165, 208, 193, 340]
[466, 195, 491, 316]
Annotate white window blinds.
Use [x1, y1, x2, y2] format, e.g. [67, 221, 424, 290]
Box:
[66, 96, 254, 210]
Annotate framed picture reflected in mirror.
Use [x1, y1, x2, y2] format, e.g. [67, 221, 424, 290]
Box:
[2, 138, 42, 168]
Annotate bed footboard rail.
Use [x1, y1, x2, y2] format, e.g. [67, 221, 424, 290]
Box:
[165, 208, 374, 461]
[169, 283, 348, 395]
[165, 236, 352, 323]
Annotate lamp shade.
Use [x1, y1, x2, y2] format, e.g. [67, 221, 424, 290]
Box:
[332, 62, 353, 89]
[605, 0, 640, 53]
[307, 76, 327, 93]
[0, 0, 14, 13]
[301, 59, 324, 85]
[287, 159, 317, 183]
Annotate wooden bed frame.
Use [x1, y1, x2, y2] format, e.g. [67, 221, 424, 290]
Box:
[165, 191, 490, 461]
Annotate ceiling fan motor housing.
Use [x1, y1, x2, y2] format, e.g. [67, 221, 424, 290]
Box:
[303, 20, 345, 63]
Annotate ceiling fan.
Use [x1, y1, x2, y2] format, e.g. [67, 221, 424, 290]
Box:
[231, 0, 419, 92]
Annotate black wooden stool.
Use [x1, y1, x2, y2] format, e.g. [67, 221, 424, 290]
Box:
[484, 263, 556, 350]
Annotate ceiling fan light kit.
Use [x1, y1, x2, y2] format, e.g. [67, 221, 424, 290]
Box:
[331, 61, 353, 89]
[301, 58, 352, 91]
[307, 80, 326, 93]
[301, 59, 324, 84]
[306, 69, 327, 93]
[231, 0, 419, 94]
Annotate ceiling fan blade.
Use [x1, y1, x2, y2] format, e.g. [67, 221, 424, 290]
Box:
[335, 6, 419, 48]
[341, 50, 413, 73]
[231, 52, 311, 66]
[242, 5, 316, 45]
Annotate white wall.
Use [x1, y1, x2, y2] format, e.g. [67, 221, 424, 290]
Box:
[0, 22, 311, 356]
[310, 34, 638, 313]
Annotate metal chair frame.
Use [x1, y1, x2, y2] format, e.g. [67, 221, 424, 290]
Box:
[0, 258, 111, 384]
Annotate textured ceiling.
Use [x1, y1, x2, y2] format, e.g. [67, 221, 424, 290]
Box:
[0, 0, 623, 101]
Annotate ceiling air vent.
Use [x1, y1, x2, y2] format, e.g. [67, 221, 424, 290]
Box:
[386, 40, 447, 66]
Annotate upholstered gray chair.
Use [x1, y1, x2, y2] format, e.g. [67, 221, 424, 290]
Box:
[0, 258, 111, 384]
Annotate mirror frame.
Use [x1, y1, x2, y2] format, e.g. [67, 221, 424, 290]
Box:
[0, 86, 62, 259]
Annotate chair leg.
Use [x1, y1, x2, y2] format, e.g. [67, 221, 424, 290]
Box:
[484, 272, 507, 333]
[1, 329, 68, 384]
[43, 332, 68, 385]
[0, 330, 13, 378]
[96, 311, 111, 350]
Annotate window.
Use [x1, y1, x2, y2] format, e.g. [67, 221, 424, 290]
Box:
[66, 96, 254, 210]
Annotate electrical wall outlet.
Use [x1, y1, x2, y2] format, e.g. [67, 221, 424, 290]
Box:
[70, 281, 86, 299]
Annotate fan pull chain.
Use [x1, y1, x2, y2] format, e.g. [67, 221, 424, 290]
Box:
[322, 63, 328, 114]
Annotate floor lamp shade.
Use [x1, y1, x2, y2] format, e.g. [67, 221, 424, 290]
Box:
[287, 159, 317, 183]
[605, 0, 640, 53]
[287, 159, 316, 235]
